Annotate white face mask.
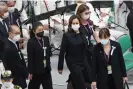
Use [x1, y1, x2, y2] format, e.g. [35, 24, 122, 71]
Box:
[8, 7, 15, 13]
[2, 12, 9, 19]
[100, 39, 109, 45]
[3, 82, 12, 88]
[72, 24, 80, 31]
[12, 34, 20, 42]
[82, 14, 90, 20]
[43, 30, 49, 36]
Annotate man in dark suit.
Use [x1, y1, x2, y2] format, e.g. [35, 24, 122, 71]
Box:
[7, 0, 22, 28]
[7, 0, 24, 49]
[4, 25, 29, 89]
[0, 1, 10, 41]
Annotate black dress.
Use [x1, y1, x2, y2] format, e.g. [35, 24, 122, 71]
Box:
[58, 31, 91, 89]
[67, 24, 93, 83]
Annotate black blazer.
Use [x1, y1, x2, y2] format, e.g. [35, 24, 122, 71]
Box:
[91, 40, 127, 89]
[9, 9, 21, 26]
[27, 36, 51, 74]
[0, 40, 4, 60]
[127, 10, 133, 36]
[4, 39, 28, 78]
[80, 25, 93, 47]
[58, 32, 89, 70]
[0, 20, 9, 40]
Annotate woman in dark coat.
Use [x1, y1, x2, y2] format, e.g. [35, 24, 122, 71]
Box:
[91, 28, 128, 89]
[67, 4, 99, 89]
[58, 15, 91, 89]
[27, 22, 53, 89]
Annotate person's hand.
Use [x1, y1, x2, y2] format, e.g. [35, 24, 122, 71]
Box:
[18, 38, 24, 43]
[19, 43, 24, 49]
[28, 74, 33, 80]
[91, 82, 97, 89]
[58, 70, 63, 74]
[123, 77, 128, 83]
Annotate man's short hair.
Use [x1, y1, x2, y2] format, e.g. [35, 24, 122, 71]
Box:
[8, 24, 17, 33]
[0, 1, 7, 13]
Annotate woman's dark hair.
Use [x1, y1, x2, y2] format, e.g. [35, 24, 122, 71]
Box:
[99, 28, 111, 39]
[30, 22, 43, 38]
[76, 4, 90, 19]
[68, 15, 81, 32]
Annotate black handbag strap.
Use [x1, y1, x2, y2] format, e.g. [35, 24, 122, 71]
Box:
[123, 81, 129, 89]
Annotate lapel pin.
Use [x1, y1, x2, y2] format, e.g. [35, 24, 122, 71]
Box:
[111, 46, 116, 56]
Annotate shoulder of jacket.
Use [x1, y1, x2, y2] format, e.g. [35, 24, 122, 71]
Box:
[43, 36, 49, 40]
[63, 32, 70, 37]
[110, 40, 119, 47]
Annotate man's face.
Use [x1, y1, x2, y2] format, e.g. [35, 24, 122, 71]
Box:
[7, 0, 16, 7]
[9, 25, 21, 39]
[0, 3, 8, 18]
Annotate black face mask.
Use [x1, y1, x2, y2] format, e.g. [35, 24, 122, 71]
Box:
[36, 31, 44, 37]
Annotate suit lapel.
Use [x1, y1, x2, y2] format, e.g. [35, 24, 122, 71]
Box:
[99, 40, 116, 67]
[99, 44, 107, 67]
[0, 22, 7, 35]
[110, 40, 116, 64]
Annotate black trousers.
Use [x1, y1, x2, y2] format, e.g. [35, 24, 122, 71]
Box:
[70, 66, 86, 89]
[107, 74, 116, 89]
[68, 64, 91, 89]
[28, 72, 53, 89]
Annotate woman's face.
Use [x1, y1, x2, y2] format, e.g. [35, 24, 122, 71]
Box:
[100, 37, 110, 45]
[81, 10, 91, 20]
[72, 18, 80, 25]
[71, 18, 80, 32]
[34, 26, 44, 34]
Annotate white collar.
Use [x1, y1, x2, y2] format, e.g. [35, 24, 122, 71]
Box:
[8, 38, 16, 45]
[0, 18, 3, 22]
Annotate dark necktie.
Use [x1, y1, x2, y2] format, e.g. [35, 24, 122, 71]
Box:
[9, 13, 13, 25]
[2, 20, 8, 32]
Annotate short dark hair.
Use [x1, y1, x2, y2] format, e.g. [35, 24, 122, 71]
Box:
[76, 4, 90, 19]
[99, 28, 110, 39]
[30, 22, 43, 38]
[8, 24, 18, 32]
[32, 22, 43, 32]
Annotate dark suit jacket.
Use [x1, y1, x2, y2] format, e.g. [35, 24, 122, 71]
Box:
[0, 20, 9, 40]
[58, 31, 92, 82]
[0, 40, 4, 60]
[9, 8, 21, 26]
[4, 39, 28, 88]
[27, 36, 51, 75]
[9, 9, 23, 37]
[91, 40, 127, 89]
[127, 10, 133, 37]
